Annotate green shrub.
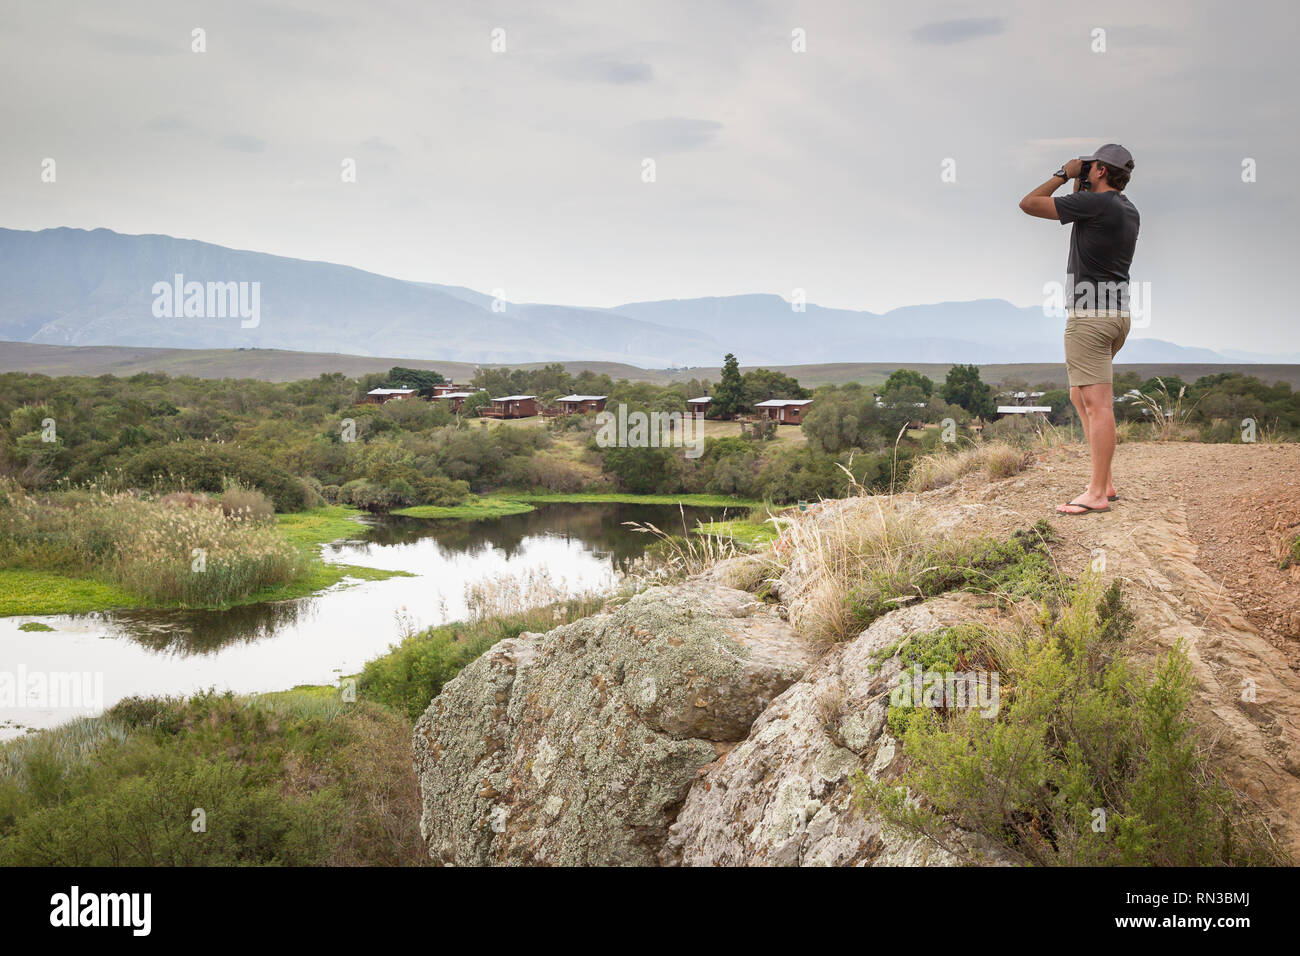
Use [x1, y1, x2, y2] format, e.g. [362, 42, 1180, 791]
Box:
[0, 691, 425, 866]
[123, 442, 309, 511]
[856, 577, 1286, 866]
[359, 599, 603, 720]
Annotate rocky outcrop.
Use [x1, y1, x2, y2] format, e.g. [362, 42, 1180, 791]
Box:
[412, 582, 815, 865]
[412, 563, 1016, 867]
[414, 467, 1300, 864]
[662, 594, 1019, 866]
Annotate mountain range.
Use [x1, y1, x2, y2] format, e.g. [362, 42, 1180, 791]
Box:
[0, 226, 1264, 367]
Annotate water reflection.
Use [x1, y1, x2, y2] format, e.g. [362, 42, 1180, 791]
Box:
[100, 598, 314, 654]
[345, 502, 727, 570]
[0, 503, 740, 735]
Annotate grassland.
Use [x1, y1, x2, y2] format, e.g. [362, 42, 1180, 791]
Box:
[695, 518, 781, 547]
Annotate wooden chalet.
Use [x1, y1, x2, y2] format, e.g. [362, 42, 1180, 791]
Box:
[554, 394, 607, 415]
[360, 387, 418, 405]
[482, 395, 538, 419]
[753, 398, 813, 425]
[432, 390, 477, 412]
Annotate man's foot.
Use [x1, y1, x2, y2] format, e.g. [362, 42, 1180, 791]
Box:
[1057, 492, 1111, 515]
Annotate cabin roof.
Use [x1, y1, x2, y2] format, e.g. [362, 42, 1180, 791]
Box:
[492, 395, 536, 402]
[753, 399, 813, 407]
[435, 391, 475, 399]
[556, 394, 607, 402]
[367, 387, 418, 395]
[997, 405, 1052, 414]
[687, 396, 712, 404]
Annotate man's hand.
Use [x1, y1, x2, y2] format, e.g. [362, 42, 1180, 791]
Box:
[1063, 158, 1083, 178]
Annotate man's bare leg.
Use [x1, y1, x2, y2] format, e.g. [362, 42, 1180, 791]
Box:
[1069, 384, 1115, 501]
[1059, 383, 1115, 513]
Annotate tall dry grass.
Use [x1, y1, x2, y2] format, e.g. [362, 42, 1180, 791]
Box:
[1133, 377, 1199, 441]
[905, 441, 1030, 493]
[0, 480, 302, 605]
[772, 497, 980, 644]
[463, 565, 610, 622]
[623, 506, 741, 584]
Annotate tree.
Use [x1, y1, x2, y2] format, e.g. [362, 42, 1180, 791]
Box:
[882, 368, 934, 399]
[940, 364, 995, 420]
[742, 368, 809, 405]
[712, 354, 746, 418]
[801, 386, 883, 454]
[386, 366, 446, 395]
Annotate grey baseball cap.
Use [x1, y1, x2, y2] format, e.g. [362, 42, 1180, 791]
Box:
[1079, 143, 1134, 169]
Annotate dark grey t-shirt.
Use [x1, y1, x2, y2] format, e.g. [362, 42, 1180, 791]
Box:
[1055, 189, 1140, 312]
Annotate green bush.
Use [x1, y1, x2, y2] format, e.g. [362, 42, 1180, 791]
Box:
[857, 577, 1286, 866]
[123, 442, 309, 511]
[0, 690, 425, 866]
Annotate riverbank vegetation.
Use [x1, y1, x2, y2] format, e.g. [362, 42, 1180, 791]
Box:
[0, 482, 399, 615]
[0, 689, 425, 865]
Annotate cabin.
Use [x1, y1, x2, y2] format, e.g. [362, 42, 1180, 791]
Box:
[360, 387, 418, 405]
[482, 395, 538, 419]
[687, 396, 713, 418]
[1000, 390, 1047, 406]
[753, 398, 813, 425]
[996, 405, 1052, 418]
[432, 390, 476, 412]
[555, 394, 607, 415]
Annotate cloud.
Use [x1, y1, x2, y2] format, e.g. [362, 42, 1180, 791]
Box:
[910, 17, 1004, 45]
[81, 29, 177, 56]
[626, 117, 722, 152]
[219, 134, 267, 153]
[551, 54, 654, 85]
[360, 136, 398, 153]
[142, 114, 193, 133]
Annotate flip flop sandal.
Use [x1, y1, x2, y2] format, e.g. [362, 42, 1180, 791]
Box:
[1108, 494, 1119, 501]
[1058, 500, 1110, 515]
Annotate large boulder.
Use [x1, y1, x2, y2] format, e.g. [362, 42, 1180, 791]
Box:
[661, 594, 1021, 866]
[412, 583, 815, 865]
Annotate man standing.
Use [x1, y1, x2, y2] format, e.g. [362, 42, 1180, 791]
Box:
[1019, 144, 1139, 515]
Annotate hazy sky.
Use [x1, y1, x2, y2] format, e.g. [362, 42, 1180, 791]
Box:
[2, 0, 1296, 353]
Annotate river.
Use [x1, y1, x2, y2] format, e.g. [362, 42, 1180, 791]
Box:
[0, 502, 735, 739]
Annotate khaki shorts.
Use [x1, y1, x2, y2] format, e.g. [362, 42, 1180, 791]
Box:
[1065, 310, 1131, 387]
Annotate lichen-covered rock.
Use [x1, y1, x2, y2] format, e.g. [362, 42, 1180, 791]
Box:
[661, 594, 1021, 867]
[412, 583, 815, 865]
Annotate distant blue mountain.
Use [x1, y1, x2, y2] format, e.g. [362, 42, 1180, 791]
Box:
[0, 227, 1238, 366]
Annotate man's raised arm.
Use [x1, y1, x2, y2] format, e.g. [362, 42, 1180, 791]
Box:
[1019, 158, 1081, 219]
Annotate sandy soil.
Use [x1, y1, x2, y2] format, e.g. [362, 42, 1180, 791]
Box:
[1030, 442, 1300, 671]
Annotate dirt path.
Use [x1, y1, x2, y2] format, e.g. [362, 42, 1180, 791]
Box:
[919, 441, 1300, 856]
[1027, 442, 1300, 670]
